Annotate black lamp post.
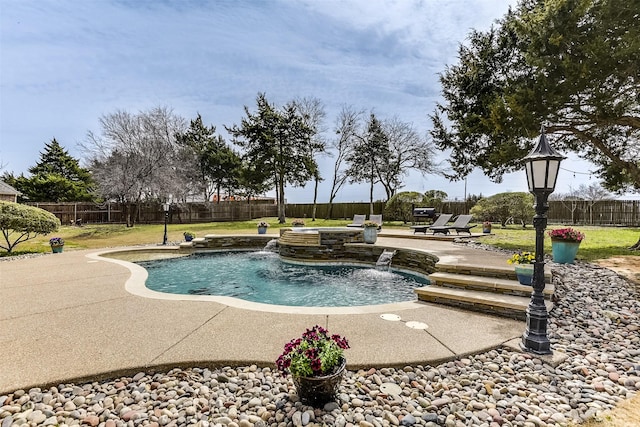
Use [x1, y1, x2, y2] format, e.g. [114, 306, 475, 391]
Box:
[521, 126, 565, 354]
[162, 202, 170, 245]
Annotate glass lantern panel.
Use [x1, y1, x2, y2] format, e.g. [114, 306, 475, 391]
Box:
[546, 159, 560, 191]
[525, 162, 534, 192]
[531, 159, 549, 189]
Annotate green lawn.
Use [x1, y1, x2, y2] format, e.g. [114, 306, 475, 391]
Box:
[2, 219, 640, 262]
[474, 225, 640, 262]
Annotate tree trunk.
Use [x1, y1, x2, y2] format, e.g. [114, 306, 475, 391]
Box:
[312, 177, 319, 221]
[278, 177, 286, 223]
[327, 196, 334, 220]
[369, 179, 374, 216]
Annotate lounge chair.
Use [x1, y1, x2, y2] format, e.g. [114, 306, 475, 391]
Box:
[347, 214, 366, 228]
[368, 214, 383, 230]
[436, 214, 477, 235]
[410, 213, 452, 234]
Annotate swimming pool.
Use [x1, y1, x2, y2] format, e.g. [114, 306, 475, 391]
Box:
[138, 251, 429, 307]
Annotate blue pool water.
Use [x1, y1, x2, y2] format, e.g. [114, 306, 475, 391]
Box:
[138, 251, 428, 307]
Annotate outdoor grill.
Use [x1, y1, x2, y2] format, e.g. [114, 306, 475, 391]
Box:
[412, 207, 437, 223]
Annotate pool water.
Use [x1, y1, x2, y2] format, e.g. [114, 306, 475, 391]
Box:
[138, 251, 429, 307]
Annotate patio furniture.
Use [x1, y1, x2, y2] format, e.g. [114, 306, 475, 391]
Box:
[436, 214, 477, 235]
[410, 213, 453, 234]
[347, 214, 366, 228]
[369, 214, 383, 230]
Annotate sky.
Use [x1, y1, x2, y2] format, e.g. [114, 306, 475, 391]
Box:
[0, 0, 608, 203]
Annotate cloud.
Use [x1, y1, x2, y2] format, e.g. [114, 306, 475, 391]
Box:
[9, 0, 600, 203]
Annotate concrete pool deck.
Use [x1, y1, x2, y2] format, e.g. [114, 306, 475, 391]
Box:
[0, 232, 526, 394]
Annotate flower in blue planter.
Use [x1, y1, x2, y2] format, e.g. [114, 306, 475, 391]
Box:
[49, 237, 64, 247]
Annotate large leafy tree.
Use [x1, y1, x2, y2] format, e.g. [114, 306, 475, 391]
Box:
[431, 0, 639, 189]
[3, 139, 94, 202]
[227, 93, 315, 223]
[470, 192, 535, 227]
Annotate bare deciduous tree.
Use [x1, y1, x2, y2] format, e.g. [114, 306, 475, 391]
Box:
[379, 116, 439, 200]
[292, 97, 327, 221]
[81, 106, 186, 226]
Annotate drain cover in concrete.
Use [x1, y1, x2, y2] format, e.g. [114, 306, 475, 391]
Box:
[405, 321, 428, 330]
[380, 314, 402, 321]
[379, 383, 403, 396]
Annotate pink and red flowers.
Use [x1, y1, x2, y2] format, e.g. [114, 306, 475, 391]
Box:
[547, 227, 585, 242]
[276, 325, 349, 377]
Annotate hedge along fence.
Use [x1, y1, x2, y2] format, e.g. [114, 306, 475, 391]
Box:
[287, 200, 640, 226]
[285, 202, 387, 220]
[24, 199, 640, 226]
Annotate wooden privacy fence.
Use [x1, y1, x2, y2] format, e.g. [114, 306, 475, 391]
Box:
[25, 199, 640, 226]
[27, 201, 277, 225]
[548, 199, 640, 226]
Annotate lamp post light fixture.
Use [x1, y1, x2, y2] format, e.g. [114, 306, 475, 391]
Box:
[521, 126, 565, 355]
[162, 202, 170, 245]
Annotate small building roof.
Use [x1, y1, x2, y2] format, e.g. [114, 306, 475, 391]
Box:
[0, 180, 20, 195]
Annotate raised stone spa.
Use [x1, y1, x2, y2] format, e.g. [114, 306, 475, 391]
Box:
[180, 227, 438, 278]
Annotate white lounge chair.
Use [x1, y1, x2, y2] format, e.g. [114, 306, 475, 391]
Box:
[347, 214, 366, 228]
[368, 214, 383, 230]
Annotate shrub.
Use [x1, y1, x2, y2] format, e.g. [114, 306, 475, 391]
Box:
[0, 201, 60, 253]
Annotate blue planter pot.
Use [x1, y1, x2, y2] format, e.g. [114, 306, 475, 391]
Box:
[514, 264, 533, 286]
[51, 245, 64, 253]
[551, 240, 581, 264]
[258, 227, 267, 234]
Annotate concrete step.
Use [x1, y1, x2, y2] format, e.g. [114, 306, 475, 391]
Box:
[428, 272, 554, 298]
[415, 286, 553, 320]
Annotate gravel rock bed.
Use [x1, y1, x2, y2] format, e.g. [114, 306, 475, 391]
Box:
[1, 262, 639, 427]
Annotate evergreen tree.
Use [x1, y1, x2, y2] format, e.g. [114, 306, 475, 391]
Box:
[6, 138, 94, 202]
[227, 93, 315, 223]
[431, 0, 639, 190]
[176, 114, 241, 202]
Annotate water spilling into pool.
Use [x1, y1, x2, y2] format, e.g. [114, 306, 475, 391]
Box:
[138, 251, 428, 307]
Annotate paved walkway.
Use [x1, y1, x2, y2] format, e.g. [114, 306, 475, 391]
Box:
[0, 232, 525, 394]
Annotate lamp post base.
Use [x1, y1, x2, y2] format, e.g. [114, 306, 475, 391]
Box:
[520, 335, 551, 355]
[521, 306, 552, 354]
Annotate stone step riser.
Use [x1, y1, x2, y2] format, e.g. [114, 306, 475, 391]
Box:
[427, 278, 554, 300]
[416, 293, 527, 321]
[415, 262, 556, 319]
[437, 264, 551, 283]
